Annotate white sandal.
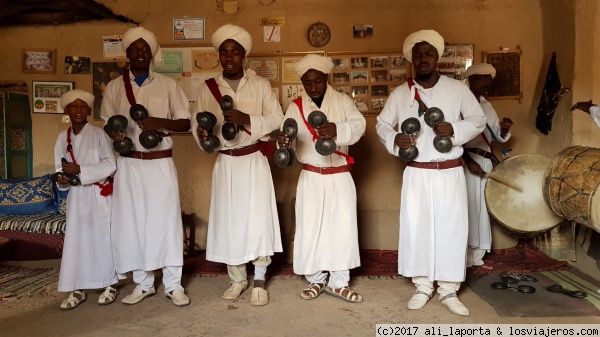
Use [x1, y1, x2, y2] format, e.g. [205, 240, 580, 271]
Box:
[60, 290, 86, 310]
[98, 286, 119, 305]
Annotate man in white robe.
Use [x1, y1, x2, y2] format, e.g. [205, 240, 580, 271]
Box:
[277, 54, 366, 303]
[375, 29, 486, 316]
[462, 63, 513, 269]
[55, 89, 118, 309]
[191, 24, 283, 306]
[101, 27, 191, 307]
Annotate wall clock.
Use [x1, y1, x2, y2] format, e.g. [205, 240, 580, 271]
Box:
[307, 22, 331, 48]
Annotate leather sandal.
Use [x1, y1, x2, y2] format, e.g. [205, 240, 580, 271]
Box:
[324, 286, 363, 303]
[300, 282, 326, 300]
[60, 290, 87, 310]
[98, 286, 119, 305]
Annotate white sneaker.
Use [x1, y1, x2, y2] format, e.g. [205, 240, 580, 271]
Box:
[222, 281, 248, 300]
[440, 294, 470, 316]
[167, 289, 190, 307]
[407, 291, 431, 310]
[121, 286, 156, 305]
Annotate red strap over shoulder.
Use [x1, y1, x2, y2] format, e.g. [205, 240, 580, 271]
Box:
[205, 78, 223, 104]
[293, 97, 354, 165]
[123, 70, 137, 106]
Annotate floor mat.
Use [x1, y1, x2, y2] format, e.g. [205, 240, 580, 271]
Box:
[183, 249, 401, 278]
[0, 265, 59, 301]
[466, 267, 600, 317]
[468, 240, 571, 278]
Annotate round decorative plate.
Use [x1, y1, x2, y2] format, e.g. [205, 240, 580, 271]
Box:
[307, 22, 331, 48]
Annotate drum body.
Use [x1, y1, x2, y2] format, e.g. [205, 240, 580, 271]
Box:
[485, 154, 563, 238]
[543, 146, 600, 232]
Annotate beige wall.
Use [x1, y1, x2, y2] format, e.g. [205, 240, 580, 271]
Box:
[2, 1, 599, 273]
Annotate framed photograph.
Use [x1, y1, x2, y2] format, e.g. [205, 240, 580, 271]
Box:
[32, 81, 74, 114]
[351, 71, 368, 83]
[371, 85, 388, 97]
[390, 55, 408, 67]
[334, 86, 351, 95]
[351, 57, 368, 69]
[483, 48, 522, 100]
[352, 24, 373, 39]
[64, 56, 91, 74]
[22, 49, 57, 74]
[354, 99, 369, 112]
[371, 70, 388, 82]
[92, 61, 129, 120]
[333, 58, 351, 71]
[332, 72, 350, 84]
[437, 44, 474, 82]
[371, 56, 388, 68]
[352, 85, 369, 97]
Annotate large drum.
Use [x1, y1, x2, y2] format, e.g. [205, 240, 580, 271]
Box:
[543, 146, 600, 232]
[485, 154, 564, 238]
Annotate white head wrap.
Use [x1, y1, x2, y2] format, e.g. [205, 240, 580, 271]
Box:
[60, 89, 94, 110]
[211, 24, 252, 54]
[402, 29, 445, 62]
[121, 26, 164, 66]
[464, 63, 496, 79]
[294, 54, 334, 77]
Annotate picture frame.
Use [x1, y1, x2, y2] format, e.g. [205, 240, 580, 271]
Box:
[352, 24, 373, 39]
[22, 49, 57, 74]
[483, 48, 522, 101]
[32, 81, 74, 114]
[437, 43, 474, 82]
[327, 49, 408, 115]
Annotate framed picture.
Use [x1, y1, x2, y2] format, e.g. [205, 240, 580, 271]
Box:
[483, 48, 522, 100]
[92, 62, 129, 120]
[32, 81, 74, 114]
[352, 24, 373, 39]
[437, 44, 474, 82]
[22, 49, 57, 74]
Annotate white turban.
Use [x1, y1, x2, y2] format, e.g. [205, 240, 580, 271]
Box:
[294, 54, 334, 77]
[211, 24, 252, 54]
[121, 26, 164, 66]
[402, 29, 445, 62]
[60, 89, 94, 110]
[465, 63, 497, 79]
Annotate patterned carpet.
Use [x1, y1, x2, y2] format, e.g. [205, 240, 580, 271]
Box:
[0, 265, 59, 301]
[468, 240, 572, 278]
[183, 249, 401, 278]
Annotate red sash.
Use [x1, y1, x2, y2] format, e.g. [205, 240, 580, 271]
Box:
[66, 127, 113, 197]
[205, 78, 274, 156]
[292, 97, 354, 165]
[122, 70, 169, 138]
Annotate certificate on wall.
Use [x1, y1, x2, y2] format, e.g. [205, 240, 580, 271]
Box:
[248, 58, 279, 81]
[153, 51, 184, 73]
[102, 35, 126, 59]
[281, 84, 305, 111]
[282, 58, 301, 83]
[173, 18, 205, 40]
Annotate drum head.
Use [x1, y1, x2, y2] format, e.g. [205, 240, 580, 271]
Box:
[485, 154, 563, 238]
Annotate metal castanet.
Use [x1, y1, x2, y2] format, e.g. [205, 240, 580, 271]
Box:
[399, 117, 421, 161]
[307, 110, 327, 128]
[220, 95, 238, 141]
[307, 111, 337, 156]
[52, 158, 81, 186]
[274, 118, 298, 168]
[105, 115, 133, 154]
[129, 104, 161, 149]
[424, 107, 444, 128]
[129, 104, 148, 122]
[433, 135, 452, 153]
[196, 111, 220, 153]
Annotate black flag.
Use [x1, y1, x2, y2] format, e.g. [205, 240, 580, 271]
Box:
[535, 52, 562, 135]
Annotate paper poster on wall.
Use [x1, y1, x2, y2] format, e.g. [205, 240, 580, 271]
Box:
[102, 35, 126, 59]
[173, 18, 205, 40]
[281, 84, 305, 111]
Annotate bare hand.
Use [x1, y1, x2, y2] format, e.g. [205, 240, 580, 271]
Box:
[317, 122, 337, 140]
[499, 117, 513, 130]
[61, 162, 81, 175]
[196, 127, 209, 142]
[138, 117, 163, 131]
[57, 174, 69, 185]
[433, 121, 454, 137]
[571, 100, 594, 114]
[223, 109, 250, 125]
[394, 133, 416, 149]
[275, 131, 289, 148]
[465, 159, 485, 176]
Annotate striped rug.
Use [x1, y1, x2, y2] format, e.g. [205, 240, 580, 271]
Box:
[0, 265, 59, 301]
[542, 269, 600, 311]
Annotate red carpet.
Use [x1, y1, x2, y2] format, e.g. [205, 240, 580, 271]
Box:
[468, 240, 571, 278]
[185, 242, 571, 278]
[183, 249, 400, 277]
